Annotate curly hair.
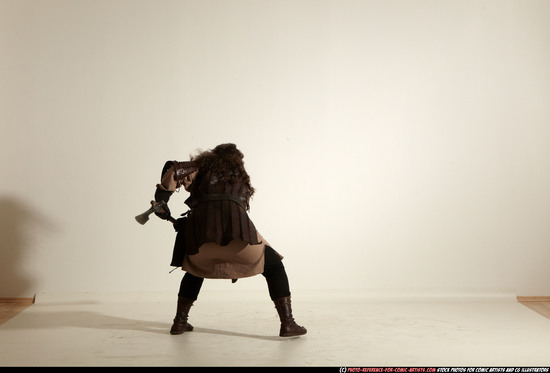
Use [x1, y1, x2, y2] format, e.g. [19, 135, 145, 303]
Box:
[191, 143, 255, 197]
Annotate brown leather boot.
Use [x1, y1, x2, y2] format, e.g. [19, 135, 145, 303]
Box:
[273, 296, 307, 337]
[170, 296, 194, 335]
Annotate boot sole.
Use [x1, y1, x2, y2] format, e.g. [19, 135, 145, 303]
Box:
[170, 324, 193, 335]
[280, 330, 307, 337]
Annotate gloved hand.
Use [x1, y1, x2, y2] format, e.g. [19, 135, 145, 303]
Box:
[154, 202, 172, 221]
[154, 188, 173, 221]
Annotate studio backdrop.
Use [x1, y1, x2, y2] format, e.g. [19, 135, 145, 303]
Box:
[1, 0, 549, 298]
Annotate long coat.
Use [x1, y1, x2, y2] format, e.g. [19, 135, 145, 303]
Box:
[157, 161, 280, 279]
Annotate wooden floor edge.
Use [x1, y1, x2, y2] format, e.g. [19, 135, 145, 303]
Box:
[0, 296, 35, 304]
[517, 296, 550, 302]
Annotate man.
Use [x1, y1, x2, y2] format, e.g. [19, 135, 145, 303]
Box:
[153, 143, 307, 337]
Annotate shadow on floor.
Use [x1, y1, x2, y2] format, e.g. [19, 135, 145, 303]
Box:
[1, 308, 287, 341]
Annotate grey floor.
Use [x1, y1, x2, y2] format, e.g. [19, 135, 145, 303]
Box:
[1, 289, 550, 367]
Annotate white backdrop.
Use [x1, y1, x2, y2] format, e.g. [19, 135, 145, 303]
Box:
[1, 0, 549, 298]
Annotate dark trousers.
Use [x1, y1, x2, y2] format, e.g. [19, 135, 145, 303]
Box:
[178, 245, 291, 301]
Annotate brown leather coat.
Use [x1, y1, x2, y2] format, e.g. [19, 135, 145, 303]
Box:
[157, 161, 276, 279]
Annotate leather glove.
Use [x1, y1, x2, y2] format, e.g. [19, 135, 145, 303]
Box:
[154, 188, 173, 221]
[154, 202, 172, 221]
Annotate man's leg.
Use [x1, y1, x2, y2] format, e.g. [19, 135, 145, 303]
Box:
[170, 272, 204, 335]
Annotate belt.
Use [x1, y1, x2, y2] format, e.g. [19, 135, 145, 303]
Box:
[188, 193, 249, 210]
